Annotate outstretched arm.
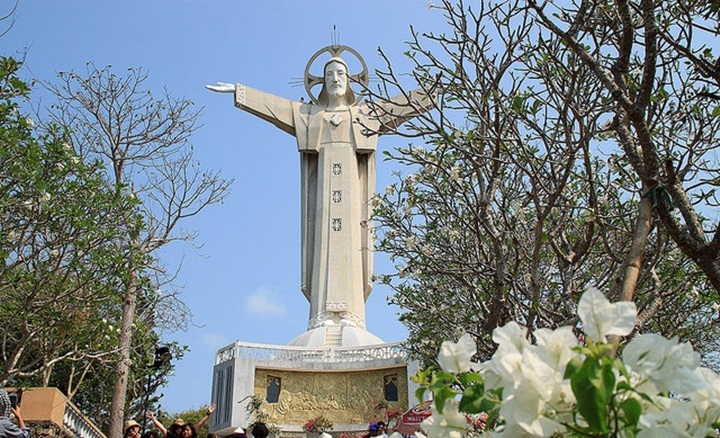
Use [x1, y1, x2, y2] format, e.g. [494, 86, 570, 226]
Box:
[195, 404, 216, 429]
[206, 82, 235, 93]
[207, 82, 297, 136]
[146, 411, 167, 436]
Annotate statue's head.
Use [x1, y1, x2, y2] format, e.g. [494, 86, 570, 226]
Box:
[318, 57, 355, 106]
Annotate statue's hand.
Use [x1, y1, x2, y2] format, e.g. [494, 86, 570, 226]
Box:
[206, 82, 235, 93]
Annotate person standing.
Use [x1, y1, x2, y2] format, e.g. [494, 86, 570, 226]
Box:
[124, 421, 142, 438]
[0, 389, 29, 438]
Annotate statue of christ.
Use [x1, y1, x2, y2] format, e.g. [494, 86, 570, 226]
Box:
[208, 45, 431, 331]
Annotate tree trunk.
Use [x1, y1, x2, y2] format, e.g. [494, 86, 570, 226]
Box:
[616, 194, 653, 303]
[608, 192, 653, 354]
[108, 266, 139, 438]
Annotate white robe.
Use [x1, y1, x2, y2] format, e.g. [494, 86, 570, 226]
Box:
[234, 84, 431, 329]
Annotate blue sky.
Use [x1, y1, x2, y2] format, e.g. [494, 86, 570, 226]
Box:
[3, 1, 445, 414]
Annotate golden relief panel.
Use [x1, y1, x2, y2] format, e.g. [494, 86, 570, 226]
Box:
[253, 367, 408, 425]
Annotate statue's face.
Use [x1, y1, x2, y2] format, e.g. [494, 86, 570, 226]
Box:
[324, 61, 348, 99]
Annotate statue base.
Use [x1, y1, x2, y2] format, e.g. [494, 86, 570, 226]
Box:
[287, 325, 384, 348]
[208, 337, 418, 436]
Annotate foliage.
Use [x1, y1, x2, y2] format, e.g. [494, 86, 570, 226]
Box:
[0, 54, 135, 388]
[370, 400, 403, 429]
[369, 0, 720, 366]
[0, 53, 190, 430]
[42, 62, 232, 435]
[416, 287, 720, 437]
[302, 415, 334, 433]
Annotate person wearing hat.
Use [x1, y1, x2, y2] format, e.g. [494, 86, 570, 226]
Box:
[147, 405, 215, 438]
[0, 389, 29, 438]
[124, 420, 141, 438]
[147, 412, 183, 438]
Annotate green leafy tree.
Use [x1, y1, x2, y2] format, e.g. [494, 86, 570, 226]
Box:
[367, 0, 719, 365]
[0, 54, 185, 430]
[44, 63, 232, 437]
[525, 0, 720, 290]
[0, 55, 142, 389]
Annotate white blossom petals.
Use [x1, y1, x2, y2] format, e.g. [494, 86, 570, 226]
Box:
[438, 332, 476, 374]
[421, 399, 467, 438]
[577, 287, 636, 343]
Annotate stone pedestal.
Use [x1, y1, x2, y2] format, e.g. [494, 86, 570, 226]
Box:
[208, 337, 418, 437]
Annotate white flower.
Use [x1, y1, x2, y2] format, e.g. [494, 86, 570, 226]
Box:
[438, 333, 475, 374]
[25, 117, 34, 127]
[40, 192, 51, 203]
[623, 333, 703, 394]
[637, 399, 695, 438]
[534, 327, 577, 369]
[385, 185, 396, 196]
[406, 235, 419, 250]
[577, 287, 636, 343]
[55, 162, 65, 171]
[450, 165, 462, 183]
[492, 321, 530, 356]
[421, 399, 467, 438]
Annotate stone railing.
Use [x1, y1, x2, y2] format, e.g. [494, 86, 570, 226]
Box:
[63, 400, 106, 438]
[13, 387, 106, 438]
[216, 341, 405, 365]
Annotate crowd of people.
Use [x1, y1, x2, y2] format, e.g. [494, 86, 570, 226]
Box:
[122, 407, 271, 438]
[0, 390, 414, 438]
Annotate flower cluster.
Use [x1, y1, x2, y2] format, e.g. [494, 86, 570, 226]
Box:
[417, 287, 720, 437]
[302, 415, 333, 433]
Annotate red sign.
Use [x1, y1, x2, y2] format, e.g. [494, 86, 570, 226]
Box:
[400, 401, 432, 424]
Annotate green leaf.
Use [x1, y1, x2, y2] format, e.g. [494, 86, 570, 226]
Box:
[570, 357, 615, 433]
[458, 371, 483, 387]
[459, 383, 488, 413]
[512, 95, 525, 113]
[620, 397, 642, 428]
[432, 385, 458, 414]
